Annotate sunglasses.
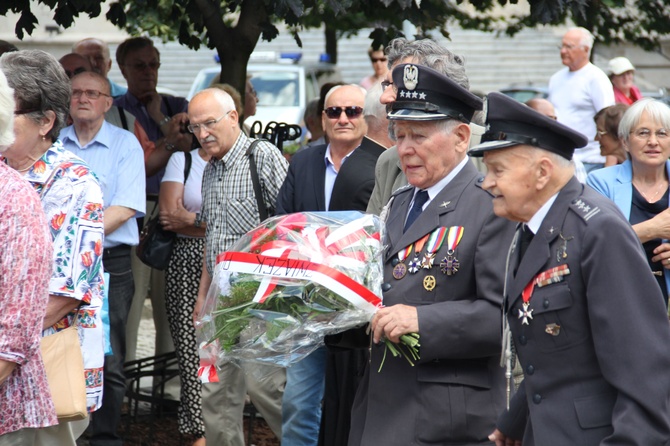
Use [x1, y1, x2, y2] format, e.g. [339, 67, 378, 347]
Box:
[324, 106, 363, 119]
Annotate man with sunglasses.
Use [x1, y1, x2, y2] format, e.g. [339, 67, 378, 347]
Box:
[59, 71, 146, 446]
[276, 84, 384, 446]
[349, 63, 515, 446]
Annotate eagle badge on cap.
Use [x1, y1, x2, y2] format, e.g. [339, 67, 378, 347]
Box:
[404, 65, 419, 91]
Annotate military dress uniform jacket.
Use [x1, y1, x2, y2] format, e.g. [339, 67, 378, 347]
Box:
[349, 160, 516, 446]
[498, 177, 670, 445]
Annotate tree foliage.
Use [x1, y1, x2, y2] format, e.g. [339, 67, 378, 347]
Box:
[3, 0, 670, 98]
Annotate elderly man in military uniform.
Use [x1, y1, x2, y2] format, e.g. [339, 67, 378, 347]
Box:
[348, 64, 516, 446]
[470, 92, 670, 446]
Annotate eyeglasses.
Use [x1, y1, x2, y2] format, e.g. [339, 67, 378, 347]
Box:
[72, 89, 111, 100]
[187, 111, 231, 134]
[324, 106, 363, 119]
[631, 128, 669, 141]
[596, 129, 608, 137]
[381, 80, 394, 91]
[126, 61, 161, 71]
[371, 57, 388, 63]
[64, 67, 87, 79]
[246, 87, 257, 96]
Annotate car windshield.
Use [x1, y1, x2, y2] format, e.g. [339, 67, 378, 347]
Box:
[252, 72, 299, 107]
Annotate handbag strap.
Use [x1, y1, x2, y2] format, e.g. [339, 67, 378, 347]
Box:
[245, 139, 268, 222]
[183, 151, 192, 184]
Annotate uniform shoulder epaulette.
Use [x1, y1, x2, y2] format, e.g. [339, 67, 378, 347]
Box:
[569, 197, 601, 222]
[391, 183, 412, 197]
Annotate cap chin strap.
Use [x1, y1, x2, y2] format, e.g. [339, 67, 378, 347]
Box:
[391, 100, 470, 123]
[482, 131, 539, 147]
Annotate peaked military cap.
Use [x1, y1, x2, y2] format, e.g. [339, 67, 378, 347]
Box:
[469, 92, 588, 160]
[387, 63, 483, 122]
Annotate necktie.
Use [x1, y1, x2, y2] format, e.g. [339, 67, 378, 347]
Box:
[515, 224, 534, 275]
[404, 190, 429, 233]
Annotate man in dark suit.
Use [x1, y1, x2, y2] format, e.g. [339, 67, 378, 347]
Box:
[471, 92, 670, 445]
[276, 84, 383, 445]
[349, 64, 516, 446]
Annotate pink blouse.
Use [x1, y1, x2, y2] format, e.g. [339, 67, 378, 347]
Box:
[0, 162, 57, 435]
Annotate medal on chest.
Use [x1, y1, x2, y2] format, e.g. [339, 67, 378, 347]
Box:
[407, 234, 430, 274]
[421, 226, 447, 269]
[517, 264, 571, 325]
[392, 244, 412, 280]
[439, 226, 464, 276]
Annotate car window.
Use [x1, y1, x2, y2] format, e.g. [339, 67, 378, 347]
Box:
[250, 71, 299, 107]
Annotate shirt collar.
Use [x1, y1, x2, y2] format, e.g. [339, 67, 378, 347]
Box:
[324, 144, 357, 171]
[424, 156, 470, 201]
[60, 121, 112, 150]
[210, 132, 248, 167]
[526, 192, 559, 234]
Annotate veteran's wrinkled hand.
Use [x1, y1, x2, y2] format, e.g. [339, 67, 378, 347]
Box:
[489, 429, 522, 446]
[371, 304, 419, 344]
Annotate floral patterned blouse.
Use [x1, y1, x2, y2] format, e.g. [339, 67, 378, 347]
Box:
[7, 141, 107, 412]
[0, 162, 57, 434]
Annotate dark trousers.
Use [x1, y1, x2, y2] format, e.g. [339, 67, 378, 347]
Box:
[90, 246, 134, 446]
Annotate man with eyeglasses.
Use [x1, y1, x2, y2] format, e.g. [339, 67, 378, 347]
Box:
[190, 88, 288, 446]
[349, 63, 514, 446]
[59, 71, 146, 446]
[548, 27, 614, 174]
[114, 36, 193, 384]
[276, 84, 383, 446]
[73, 37, 127, 98]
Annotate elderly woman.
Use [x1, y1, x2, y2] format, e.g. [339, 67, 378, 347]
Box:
[0, 50, 105, 444]
[0, 66, 58, 442]
[587, 98, 670, 307]
[608, 57, 643, 105]
[594, 103, 629, 166]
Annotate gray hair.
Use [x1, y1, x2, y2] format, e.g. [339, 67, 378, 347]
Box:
[385, 38, 469, 90]
[390, 117, 460, 142]
[0, 70, 15, 150]
[618, 98, 670, 144]
[323, 84, 367, 106]
[0, 50, 71, 142]
[364, 82, 386, 120]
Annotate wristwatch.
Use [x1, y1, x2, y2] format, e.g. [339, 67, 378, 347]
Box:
[194, 212, 203, 228]
[159, 115, 171, 127]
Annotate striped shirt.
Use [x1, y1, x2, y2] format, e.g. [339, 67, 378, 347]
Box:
[202, 132, 288, 274]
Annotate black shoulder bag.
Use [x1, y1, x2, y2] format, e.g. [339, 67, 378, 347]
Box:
[137, 152, 192, 270]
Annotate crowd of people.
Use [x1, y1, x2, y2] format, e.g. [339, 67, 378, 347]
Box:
[1, 24, 670, 446]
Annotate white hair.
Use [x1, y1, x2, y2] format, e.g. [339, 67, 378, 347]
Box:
[568, 27, 594, 55]
[0, 69, 14, 151]
[323, 84, 367, 106]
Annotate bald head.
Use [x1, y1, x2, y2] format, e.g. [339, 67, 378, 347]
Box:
[525, 98, 557, 120]
[73, 38, 112, 76]
[59, 53, 92, 78]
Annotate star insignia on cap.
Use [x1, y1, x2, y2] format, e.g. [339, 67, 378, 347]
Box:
[412, 91, 418, 99]
[419, 92, 426, 100]
[399, 90, 407, 98]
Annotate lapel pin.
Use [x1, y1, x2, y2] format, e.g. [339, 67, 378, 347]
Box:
[439, 201, 451, 208]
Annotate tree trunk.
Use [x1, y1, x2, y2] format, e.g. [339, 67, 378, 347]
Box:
[194, 0, 268, 121]
[325, 23, 337, 65]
